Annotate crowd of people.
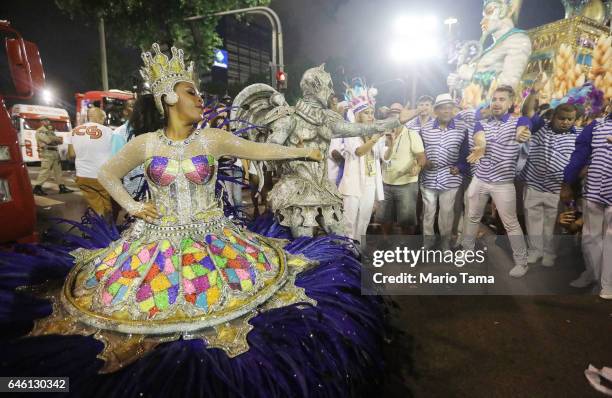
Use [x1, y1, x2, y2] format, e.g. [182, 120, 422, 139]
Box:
[324, 79, 611, 299]
[11, 41, 610, 395]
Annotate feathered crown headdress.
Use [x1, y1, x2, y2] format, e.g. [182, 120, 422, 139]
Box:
[550, 82, 605, 116]
[140, 43, 196, 114]
[344, 78, 377, 120]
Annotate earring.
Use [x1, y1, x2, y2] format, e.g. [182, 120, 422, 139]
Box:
[165, 92, 178, 105]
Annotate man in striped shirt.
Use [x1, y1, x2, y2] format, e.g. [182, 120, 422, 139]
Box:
[405, 95, 434, 130]
[562, 115, 612, 299]
[520, 102, 579, 267]
[462, 85, 532, 277]
[420, 94, 469, 249]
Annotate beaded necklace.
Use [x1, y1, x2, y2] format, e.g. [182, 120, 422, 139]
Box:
[158, 128, 201, 147]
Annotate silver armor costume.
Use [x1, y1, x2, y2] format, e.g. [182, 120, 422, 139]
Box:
[232, 65, 401, 237]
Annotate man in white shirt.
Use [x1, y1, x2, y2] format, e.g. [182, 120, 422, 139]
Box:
[377, 104, 426, 235]
[68, 106, 114, 218]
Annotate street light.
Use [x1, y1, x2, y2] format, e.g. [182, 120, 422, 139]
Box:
[444, 17, 458, 35]
[186, 7, 284, 86]
[393, 14, 438, 35]
[42, 89, 53, 105]
[390, 14, 442, 106]
[389, 37, 440, 64]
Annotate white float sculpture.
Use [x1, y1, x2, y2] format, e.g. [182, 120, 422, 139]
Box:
[448, 0, 532, 97]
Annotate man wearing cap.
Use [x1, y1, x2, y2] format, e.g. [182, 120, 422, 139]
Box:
[378, 103, 426, 235]
[462, 85, 532, 277]
[405, 95, 434, 130]
[420, 94, 469, 249]
[32, 118, 73, 196]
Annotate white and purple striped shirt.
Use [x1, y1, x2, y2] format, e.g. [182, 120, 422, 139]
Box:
[520, 123, 578, 194]
[584, 118, 611, 206]
[474, 113, 531, 183]
[406, 116, 433, 131]
[585, 118, 612, 205]
[419, 118, 467, 190]
[564, 117, 612, 205]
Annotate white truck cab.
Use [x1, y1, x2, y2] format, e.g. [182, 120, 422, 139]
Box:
[10, 104, 72, 162]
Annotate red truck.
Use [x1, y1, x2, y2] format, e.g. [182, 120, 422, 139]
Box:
[75, 90, 134, 128]
[0, 20, 45, 243]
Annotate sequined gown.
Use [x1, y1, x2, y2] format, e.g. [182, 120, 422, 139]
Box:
[31, 128, 316, 371]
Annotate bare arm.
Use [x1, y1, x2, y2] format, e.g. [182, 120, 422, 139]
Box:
[331, 150, 344, 162]
[522, 74, 545, 118]
[355, 135, 381, 157]
[516, 125, 531, 143]
[415, 152, 426, 167]
[392, 151, 425, 177]
[98, 133, 150, 215]
[67, 144, 76, 160]
[467, 131, 486, 163]
[210, 128, 319, 161]
[384, 135, 394, 160]
[521, 91, 538, 118]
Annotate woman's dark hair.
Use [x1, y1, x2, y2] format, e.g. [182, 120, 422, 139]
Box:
[128, 94, 164, 139]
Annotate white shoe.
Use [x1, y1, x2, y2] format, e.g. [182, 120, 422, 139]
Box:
[570, 270, 596, 288]
[599, 288, 612, 300]
[509, 264, 529, 278]
[541, 256, 555, 267]
[527, 251, 542, 264]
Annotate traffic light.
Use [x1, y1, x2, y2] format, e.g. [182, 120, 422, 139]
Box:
[276, 70, 287, 91]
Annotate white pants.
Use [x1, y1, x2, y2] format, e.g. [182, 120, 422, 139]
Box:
[582, 200, 612, 290]
[462, 177, 527, 266]
[421, 186, 459, 247]
[343, 187, 376, 242]
[523, 186, 560, 260]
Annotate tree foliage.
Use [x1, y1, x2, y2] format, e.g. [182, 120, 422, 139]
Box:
[54, 0, 270, 75]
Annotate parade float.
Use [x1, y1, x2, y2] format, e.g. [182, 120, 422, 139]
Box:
[450, 0, 611, 108]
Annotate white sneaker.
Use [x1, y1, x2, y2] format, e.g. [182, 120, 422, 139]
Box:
[527, 251, 542, 264]
[570, 270, 596, 288]
[599, 288, 612, 300]
[509, 264, 529, 278]
[541, 256, 555, 267]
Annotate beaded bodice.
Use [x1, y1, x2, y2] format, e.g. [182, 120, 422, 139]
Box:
[144, 130, 220, 225]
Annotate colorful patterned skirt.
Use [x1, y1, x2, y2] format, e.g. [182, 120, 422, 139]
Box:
[0, 211, 387, 397]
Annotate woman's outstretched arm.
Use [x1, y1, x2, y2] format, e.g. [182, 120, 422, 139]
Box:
[207, 128, 322, 161]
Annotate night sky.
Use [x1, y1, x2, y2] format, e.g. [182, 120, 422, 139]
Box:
[2, 0, 566, 113]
